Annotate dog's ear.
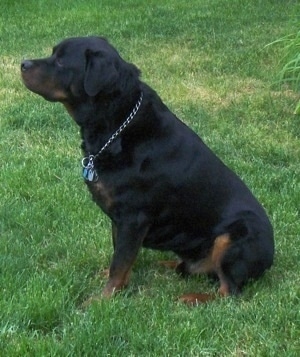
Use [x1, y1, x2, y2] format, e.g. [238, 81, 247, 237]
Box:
[84, 49, 119, 97]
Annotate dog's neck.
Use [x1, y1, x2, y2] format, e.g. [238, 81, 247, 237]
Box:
[64, 88, 142, 146]
[80, 91, 143, 182]
[87, 91, 143, 158]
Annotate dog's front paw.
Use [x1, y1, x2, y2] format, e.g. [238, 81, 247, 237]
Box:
[81, 294, 103, 308]
[81, 286, 117, 308]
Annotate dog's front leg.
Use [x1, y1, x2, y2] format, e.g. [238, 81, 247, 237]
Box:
[102, 217, 149, 298]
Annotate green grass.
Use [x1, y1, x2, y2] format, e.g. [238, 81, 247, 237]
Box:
[1, 0, 300, 355]
[269, 30, 300, 113]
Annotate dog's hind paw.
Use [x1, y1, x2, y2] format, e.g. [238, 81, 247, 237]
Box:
[158, 260, 179, 269]
[178, 293, 216, 305]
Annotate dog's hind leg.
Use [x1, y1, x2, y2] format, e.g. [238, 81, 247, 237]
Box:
[216, 215, 274, 297]
[178, 234, 232, 305]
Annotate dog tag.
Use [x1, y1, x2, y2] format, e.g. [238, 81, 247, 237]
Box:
[82, 167, 99, 182]
[88, 168, 98, 182]
[82, 167, 89, 180]
[82, 155, 99, 182]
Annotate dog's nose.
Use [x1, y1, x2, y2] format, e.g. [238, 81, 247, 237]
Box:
[21, 60, 33, 72]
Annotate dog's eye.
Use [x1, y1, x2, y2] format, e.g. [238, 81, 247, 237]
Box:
[56, 57, 64, 67]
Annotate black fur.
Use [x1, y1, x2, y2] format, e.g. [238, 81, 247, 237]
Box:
[21, 36, 274, 299]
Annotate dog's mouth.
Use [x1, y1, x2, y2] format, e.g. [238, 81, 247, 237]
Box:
[21, 59, 45, 93]
[21, 60, 69, 102]
[21, 78, 66, 102]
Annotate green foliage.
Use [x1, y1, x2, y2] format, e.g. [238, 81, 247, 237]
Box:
[1, 0, 300, 356]
[271, 31, 300, 114]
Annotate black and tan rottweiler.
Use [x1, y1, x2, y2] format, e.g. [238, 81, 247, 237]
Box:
[21, 36, 274, 304]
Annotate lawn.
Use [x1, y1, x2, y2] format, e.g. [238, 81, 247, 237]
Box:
[0, 0, 299, 356]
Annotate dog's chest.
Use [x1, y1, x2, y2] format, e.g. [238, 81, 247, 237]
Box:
[88, 179, 114, 212]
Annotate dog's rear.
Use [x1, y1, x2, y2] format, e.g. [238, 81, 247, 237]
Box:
[21, 36, 274, 304]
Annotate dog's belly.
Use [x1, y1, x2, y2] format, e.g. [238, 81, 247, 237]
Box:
[142, 222, 213, 260]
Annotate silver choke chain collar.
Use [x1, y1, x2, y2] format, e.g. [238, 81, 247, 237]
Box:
[82, 91, 144, 182]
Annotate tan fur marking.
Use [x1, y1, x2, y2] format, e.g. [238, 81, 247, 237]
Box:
[178, 293, 216, 305]
[188, 256, 214, 274]
[102, 268, 132, 298]
[158, 260, 180, 269]
[219, 282, 230, 297]
[92, 180, 114, 209]
[211, 233, 232, 269]
[187, 233, 231, 275]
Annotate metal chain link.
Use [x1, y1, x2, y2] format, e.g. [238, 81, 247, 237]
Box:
[95, 91, 143, 158]
[81, 91, 144, 173]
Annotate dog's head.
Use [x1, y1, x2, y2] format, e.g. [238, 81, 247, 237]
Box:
[21, 36, 140, 102]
